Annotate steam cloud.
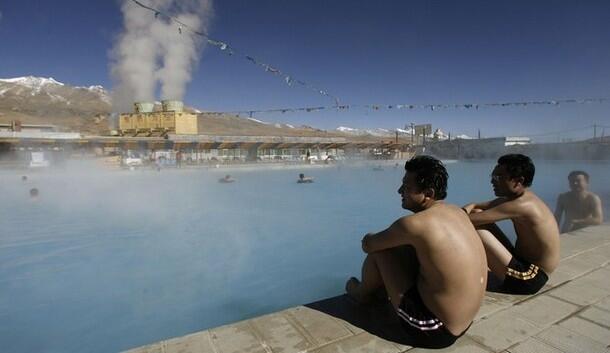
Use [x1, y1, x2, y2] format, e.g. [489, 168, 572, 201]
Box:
[110, 0, 213, 112]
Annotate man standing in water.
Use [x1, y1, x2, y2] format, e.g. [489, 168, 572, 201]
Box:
[346, 156, 487, 348]
[463, 154, 560, 295]
[555, 170, 603, 233]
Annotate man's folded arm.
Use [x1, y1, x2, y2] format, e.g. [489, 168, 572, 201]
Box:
[362, 218, 416, 253]
[572, 195, 604, 227]
[463, 198, 506, 213]
[468, 201, 521, 227]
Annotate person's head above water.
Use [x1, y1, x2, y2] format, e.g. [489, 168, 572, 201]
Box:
[399, 155, 448, 212]
[299, 173, 305, 179]
[225, 175, 231, 180]
[29, 188, 39, 198]
[568, 170, 590, 192]
[491, 154, 535, 197]
[22, 176, 27, 181]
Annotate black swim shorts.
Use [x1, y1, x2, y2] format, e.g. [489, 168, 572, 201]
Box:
[395, 287, 468, 349]
[502, 256, 548, 294]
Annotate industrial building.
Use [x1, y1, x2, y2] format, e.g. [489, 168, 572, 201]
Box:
[0, 100, 416, 167]
[119, 100, 198, 136]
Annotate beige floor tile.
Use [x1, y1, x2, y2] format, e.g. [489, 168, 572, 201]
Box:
[556, 255, 602, 279]
[579, 267, 610, 292]
[546, 268, 578, 287]
[511, 295, 578, 327]
[251, 312, 313, 352]
[284, 306, 353, 346]
[593, 295, 610, 312]
[559, 316, 610, 345]
[546, 278, 608, 305]
[535, 325, 608, 353]
[578, 306, 610, 328]
[164, 331, 215, 353]
[123, 343, 163, 353]
[507, 337, 564, 353]
[408, 336, 491, 353]
[467, 310, 542, 352]
[209, 322, 267, 353]
[311, 332, 401, 353]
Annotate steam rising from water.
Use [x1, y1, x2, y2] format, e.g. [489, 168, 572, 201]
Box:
[111, 0, 213, 112]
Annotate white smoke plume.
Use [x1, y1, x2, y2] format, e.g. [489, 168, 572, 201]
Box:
[110, 0, 213, 113]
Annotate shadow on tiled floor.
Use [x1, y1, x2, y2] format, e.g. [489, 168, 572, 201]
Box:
[306, 294, 415, 346]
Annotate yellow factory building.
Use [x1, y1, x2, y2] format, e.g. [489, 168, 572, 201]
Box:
[119, 100, 198, 136]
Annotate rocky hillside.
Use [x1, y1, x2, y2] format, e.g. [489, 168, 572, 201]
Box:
[0, 77, 111, 134]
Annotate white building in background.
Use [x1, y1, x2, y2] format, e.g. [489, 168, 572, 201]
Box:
[505, 136, 531, 146]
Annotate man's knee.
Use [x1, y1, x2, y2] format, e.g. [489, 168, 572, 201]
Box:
[476, 228, 495, 240]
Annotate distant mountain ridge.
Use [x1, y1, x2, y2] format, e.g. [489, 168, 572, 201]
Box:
[0, 76, 111, 133]
[0, 76, 457, 140]
[336, 125, 456, 140]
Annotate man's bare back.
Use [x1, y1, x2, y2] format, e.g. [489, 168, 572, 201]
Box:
[403, 204, 487, 334]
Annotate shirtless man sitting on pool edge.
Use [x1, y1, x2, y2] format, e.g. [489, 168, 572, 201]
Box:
[463, 154, 560, 295]
[346, 156, 487, 349]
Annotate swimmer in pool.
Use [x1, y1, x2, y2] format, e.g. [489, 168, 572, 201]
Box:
[297, 173, 314, 183]
[554, 170, 603, 233]
[219, 175, 235, 183]
[22, 175, 28, 182]
[30, 188, 39, 198]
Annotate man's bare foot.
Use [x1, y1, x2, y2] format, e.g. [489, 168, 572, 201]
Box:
[345, 277, 370, 304]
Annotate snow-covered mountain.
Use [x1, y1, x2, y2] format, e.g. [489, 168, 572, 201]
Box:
[454, 134, 474, 140]
[336, 126, 459, 141]
[337, 126, 415, 137]
[0, 76, 112, 132]
[0, 76, 111, 103]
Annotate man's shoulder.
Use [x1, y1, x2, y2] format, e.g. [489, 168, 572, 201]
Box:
[403, 204, 460, 226]
[586, 191, 602, 201]
[395, 212, 429, 234]
[396, 214, 418, 228]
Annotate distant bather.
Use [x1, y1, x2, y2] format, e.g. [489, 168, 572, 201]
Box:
[297, 173, 314, 183]
[219, 175, 236, 183]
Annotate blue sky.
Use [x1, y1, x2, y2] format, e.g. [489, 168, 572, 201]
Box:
[1, 0, 609, 139]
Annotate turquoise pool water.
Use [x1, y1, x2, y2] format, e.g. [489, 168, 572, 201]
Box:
[1, 160, 609, 352]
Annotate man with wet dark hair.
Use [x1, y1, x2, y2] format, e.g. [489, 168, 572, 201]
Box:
[346, 156, 487, 348]
[555, 170, 603, 233]
[463, 154, 559, 295]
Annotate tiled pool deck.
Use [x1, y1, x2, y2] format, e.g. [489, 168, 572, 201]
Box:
[126, 224, 610, 353]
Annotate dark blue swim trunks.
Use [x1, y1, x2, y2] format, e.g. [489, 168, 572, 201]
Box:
[395, 287, 469, 349]
[502, 256, 548, 294]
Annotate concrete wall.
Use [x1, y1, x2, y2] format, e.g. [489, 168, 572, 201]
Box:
[426, 138, 610, 160]
[425, 138, 507, 159]
[507, 142, 610, 160]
